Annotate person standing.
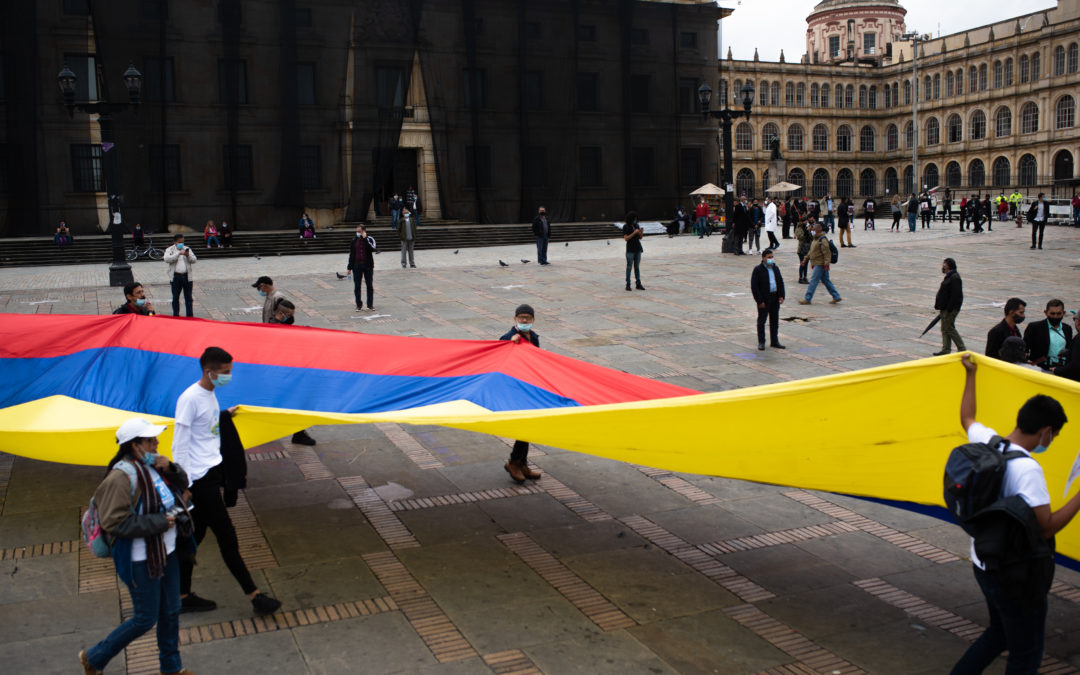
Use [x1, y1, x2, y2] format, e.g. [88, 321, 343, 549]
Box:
[674, 205, 691, 235]
[933, 258, 965, 355]
[389, 193, 403, 231]
[163, 234, 197, 317]
[1023, 299, 1073, 370]
[399, 207, 418, 268]
[822, 194, 835, 233]
[113, 282, 156, 316]
[985, 298, 1026, 359]
[253, 285, 317, 446]
[347, 224, 376, 311]
[748, 199, 763, 255]
[920, 192, 932, 228]
[781, 198, 793, 239]
[798, 221, 841, 305]
[1028, 193, 1048, 249]
[500, 304, 543, 483]
[862, 195, 876, 231]
[623, 211, 645, 291]
[794, 218, 812, 283]
[1010, 189, 1025, 219]
[983, 194, 994, 232]
[837, 197, 853, 247]
[731, 196, 749, 255]
[942, 188, 953, 222]
[751, 249, 786, 351]
[532, 206, 551, 265]
[174, 347, 282, 617]
[764, 197, 780, 250]
[694, 197, 710, 238]
[906, 193, 919, 232]
[1072, 192, 1079, 226]
[958, 196, 969, 231]
[404, 186, 421, 228]
[890, 195, 902, 231]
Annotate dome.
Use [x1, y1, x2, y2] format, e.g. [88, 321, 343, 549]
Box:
[811, 0, 902, 10]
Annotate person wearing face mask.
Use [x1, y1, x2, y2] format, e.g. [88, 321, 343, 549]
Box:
[500, 305, 543, 483]
[113, 282, 156, 316]
[173, 347, 282, 617]
[79, 418, 193, 675]
[164, 234, 197, 317]
[346, 223, 377, 311]
[933, 258, 965, 356]
[750, 248, 785, 351]
[1024, 299, 1073, 370]
[268, 298, 295, 325]
[953, 354, 1075, 674]
[399, 207, 418, 268]
[985, 298, 1026, 360]
[252, 276, 286, 324]
[731, 196, 749, 255]
[532, 206, 552, 265]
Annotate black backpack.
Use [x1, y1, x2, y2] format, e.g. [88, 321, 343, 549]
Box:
[826, 238, 839, 264]
[944, 436, 1021, 532]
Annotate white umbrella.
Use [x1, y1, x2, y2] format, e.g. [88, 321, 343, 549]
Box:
[689, 183, 725, 196]
[766, 181, 802, 194]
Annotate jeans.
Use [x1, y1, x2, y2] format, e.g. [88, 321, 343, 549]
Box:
[536, 236, 549, 264]
[87, 552, 182, 673]
[400, 239, 415, 267]
[391, 209, 401, 229]
[695, 216, 708, 236]
[823, 213, 834, 231]
[170, 273, 193, 317]
[804, 265, 840, 302]
[907, 214, 917, 232]
[351, 266, 374, 309]
[180, 466, 257, 597]
[951, 565, 1046, 674]
[205, 236, 220, 248]
[1031, 221, 1046, 248]
[940, 309, 965, 352]
[625, 251, 641, 286]
[757, 293, 780, 344]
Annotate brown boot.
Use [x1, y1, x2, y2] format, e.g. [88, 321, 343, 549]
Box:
[504, 460, 525, 483]
[519, 461, 541, 480]
[78, 650, 102, 675]
[161, 670, 197, 675]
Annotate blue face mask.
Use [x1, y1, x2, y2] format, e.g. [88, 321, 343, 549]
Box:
[176, 243, 185, 250]
[135, 298, 147, 307]
[258, 290, 267, 297]
[516, 323, 533, 332]
[1032, 430, 1051, 454]
[765, 259, 775, 266]
[141, 452, 160, 467]
[210, 372, 231, 387]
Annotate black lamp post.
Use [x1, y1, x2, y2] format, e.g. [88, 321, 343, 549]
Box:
[57, 62, 143, 287]
[698, 81, 754, 253]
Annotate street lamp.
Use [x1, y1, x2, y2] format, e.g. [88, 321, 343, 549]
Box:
[901, 31, 929, 196]
[698, 80, 754, 254]
[57, 62, 143, 287]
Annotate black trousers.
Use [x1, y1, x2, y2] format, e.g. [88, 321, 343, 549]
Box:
[179, 466, 257, 597]
[766, 231, 780, 248]
[1032, 220, 1046, 248]
[352, 266, 374, 308]
[756, 292, 781, 344]
[510, 440, 529, 463]
[170, 273, 193, 317]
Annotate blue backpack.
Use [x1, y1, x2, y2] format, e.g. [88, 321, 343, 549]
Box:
[81, 462, 138, 558]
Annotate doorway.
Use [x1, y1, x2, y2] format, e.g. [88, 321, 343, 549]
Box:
[377, 148, 418, 210]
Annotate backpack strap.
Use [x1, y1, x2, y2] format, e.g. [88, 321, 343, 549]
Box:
[113, 461, 139, 499]
[989, 435, 1028, 462]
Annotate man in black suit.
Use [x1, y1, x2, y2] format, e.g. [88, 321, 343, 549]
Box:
[531, 206, 552, 265]
[1025, 299, 1073, 370]
[985, 297, 1026, 359]
[732, 196, 749, 255]
[750, 248, 785, 351]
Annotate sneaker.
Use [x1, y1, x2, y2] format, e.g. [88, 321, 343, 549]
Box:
[78, 650, 102, 675]
[625, 284, 632, 291]
[635, 283, 646, 291]
[771, 343, 786, 349]
[829, 297, 843, 304]
[410, 264, 416, 268]
[355, 306, 362, 312]
[798, 279, 809, 284]
[798, 299, 811, 305]
[291, 430, 316, 446]
[180, 593, 217, 614]
[251, 593, 282, 615]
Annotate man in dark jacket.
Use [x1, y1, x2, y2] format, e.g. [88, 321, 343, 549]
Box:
[933, 258, 965, 355]
[347, 224, 377, 311]
[731, 197, 749, 255]
[985, 297, 1026, 359]
[750, 249, 786, 351]
[531, 206, 551, 265]
[1028, 193, 1048, 249]
[500, 304, 543, 484]
[113, 282, 156, 316]
[1024, 299, 1073, 370]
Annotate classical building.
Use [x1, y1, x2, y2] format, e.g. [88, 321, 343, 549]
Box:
[717, 0, 1080, 203]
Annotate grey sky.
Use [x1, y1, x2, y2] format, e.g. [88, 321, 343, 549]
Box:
[719, 0, 1058, 61]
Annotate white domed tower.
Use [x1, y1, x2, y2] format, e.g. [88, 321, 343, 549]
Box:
[806, 0, 907, 65]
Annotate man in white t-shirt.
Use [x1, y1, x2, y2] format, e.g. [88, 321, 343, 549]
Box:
[173, 346, 282, 616]
[953, 354, 1075, 674]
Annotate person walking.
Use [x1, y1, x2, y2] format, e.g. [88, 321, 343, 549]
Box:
[399, 207, 418, 268]
[623, 211, 645, 291]
[751, 249, 786, 350]
[798, 221, 841, 305]
[794, 218, 812, 283]
[1072, 192, 1079, 226]
[694, 197, 710, 238]
[890, 195, 902, 231]
[500, 304, 544, 483]
[933, 258, 966, 355]
[1028, 193, 1048, 249]
[982, 194, 994, 232]
[347, 224, 377, 311]
[532, 206, 552, 265]
[971, 195, 985, 233]
[905, 193, 919, 232]
[862, 195, 876, 231]
[164, 234, 197, 317]
[837, 197, 854, 247]
[764, 197, 780, 250]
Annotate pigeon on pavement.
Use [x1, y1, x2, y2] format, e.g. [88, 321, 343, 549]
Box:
[499, 260, 509, 267]
[520, 259, 530, 264]
[453, 250, 459, 254]
[335, 272, 347, 279]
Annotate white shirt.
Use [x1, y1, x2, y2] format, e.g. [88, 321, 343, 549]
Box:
[764, 202, 778, 232]
[172, 382, 222, 482]
[966, 422, 1050, 569]
[131, 467, 178, 560]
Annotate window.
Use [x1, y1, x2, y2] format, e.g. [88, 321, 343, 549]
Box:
[142, 57, 175, 103]
[904, 121, 913, 149]
[222, 145, 253, 190]
[836, 169, 853, 198]
[788, 169, 806, 197]
[845, 84, 853, 108]
[892, 82, 898, 106]
[579, 147, 601, 186]
[1005, 57, 1014, 85]
[525, 71, 544, 110]
[771, 82, 780, 106]
[978, 63, 987, 91]
[1018, 154, 1037, 186]
[577, 73, 597, 111]
[294, 7, 312, 27]
[63, 0, 90, 14]
[1020, 54, 1030, 83]
[924, 76, 931, 101]
[760, 80, 770, 107]
[64, 53, 99, 101]
[1055, 45, 1066, 75]
[946, 70, 954, 97]
[630, 28, 649, 45]
[836, 83, 844, 109]
[993, 61, 1002, 89]
[836, 125, 852, 152]
[860, 169, 876, 197]
[732, 79, 742, 105]
[761, 123, 779, 151]
[868, 85, 877, 109]
[884, 83, 891, 107]
[148, 144, 181, 192]
[859, 85, 867, 109]
[947, 114, 962, 143]
[577, 25, 596, 41]
[679, 32, 697, 49]
[785, 82, 794, 107]
[994, 107, 1011, 137]
[812, 124, 829, 152]
[992, 157, 1011, 187]
[1070, 43, 1079, 73]
[946, 162, 962, 187]
[968, 66, 977, 92]
[630, 147, 654, 187]
[903, 165, 913, 194]
[376, 66, 406, 110]
[970, 110, 986, 140]
[821, 83, 829, 107]
[523, 146, 547, 187]
[885, 167, 898, 195]
[70, 144, 103, 192]
[735, 122, 753, 151]
[464, 68, 485, 109]
[680, 148, 701, 187]
[812, 169, 829, 197]
[1021, 102, 1039, 133]
[736, 168, 755, 199]
[903, 80, 911, 105]
[925, 117, 939, 146]
[955, 70, 963, 95]
[787, 124, 804, 151]
[796, 83, 805, 107]
[1056, 96, 1075, 129]
[829, 36, 841, 58]
[631, 75, 649, 113]
[923, 164, 938, 191]
[718, 79, 728, 104]
[864, 33, 876, 55]
[296, 145, 321, 189]
[678, 78, 698, 114]
[859, 125, 875, 152]
[465, 145, 491, 188]
[218, 59, 247, 104]
[296, 62, 316, 105]
[1032, 52, 1040, 80]
[885, 124, 898, 151]
[810, 83, 819, 107]
[969, 159, 985, 188]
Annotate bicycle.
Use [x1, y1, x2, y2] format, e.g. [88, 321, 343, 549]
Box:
[127, 235, 164, 261]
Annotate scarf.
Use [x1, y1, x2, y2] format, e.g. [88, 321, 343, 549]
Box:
[131, 460, 167, 579]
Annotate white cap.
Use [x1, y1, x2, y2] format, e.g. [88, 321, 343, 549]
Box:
[116, 417, 167, 445]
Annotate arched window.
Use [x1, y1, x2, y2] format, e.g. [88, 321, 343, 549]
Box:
[845, 84, 854, 108]
[1055, 45, 1066, 75]
[859, 169, 876, 197]
[759, 80, 769, 107]
[885, 167, 898, 195]
[735, 122, 753, 150]
[1019, 154, 1037, 186]
[925, 117, 940, 146]
[1056, 95, 1075, 129]
[1070, 43, 1079, 73]
[978, 63, 987, 90]
[1032, 52, 1040, 80]
[836, 125, 853, 152]
[733, 79, 742, 104]
[1005, 57, 1013, 85]
[946, 70, 954, 97]
[836, 83, 844, 109]
[868, 85, 877, 109]
[771, 82, 780, 106]
[992, 156, 1011, 186]
[903, 165, 914, 194]
[811, 83, 820, 107]
[969, 159, 985, 188]
[1054, 149, 1074, 181]
[761, 123, 780, 151]
[1020, 54, 1030, 83]
[969, 66, 977, 92]
[903, 80, 911, 105]
[788, 168, 806, 197]
[923, 164, 938, 190]
[796, 82, 806, 107]
[892, 82, 898, 106]
[787, 123, 805, 151]
[1021, 102, 1039, 133]
[946, 161, 962, 187]
[762, 169, 770, 197]
[836, 168, 853, 198]
[884, 83, 891, 107]
[821, 83, 829, 107]
[736, 168, 756, 198]
[812, 169, 830, 197]
[947, 114, 962, 143]
[860, 125, 875, 152]
[970, 110, 987, 140]
[933, 73, 940, 99]
[859, 84, 868, 109]
[719, 79, 729, 103]
[886, 123, 898, 151]
[786, 82, 795, 107]
[904, 121, 913, 149]
[923, 75, 931, 101]
[955, 68, 963, 95]
[994, 107, 1011, 137]
[812, 124, 829, 152]
[992, 61, 1002, 88]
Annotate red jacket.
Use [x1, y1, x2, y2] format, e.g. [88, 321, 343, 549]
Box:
[695, 203, 709, 218]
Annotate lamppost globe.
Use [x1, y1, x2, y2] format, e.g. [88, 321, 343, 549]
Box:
[740, 82, 755, 112]
[57, 65, 77, 107]
[123, 63, 143, 104]
[697, 82, 712, 113]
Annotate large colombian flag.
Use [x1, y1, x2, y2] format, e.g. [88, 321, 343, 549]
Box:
[2, 314, 1080, 565]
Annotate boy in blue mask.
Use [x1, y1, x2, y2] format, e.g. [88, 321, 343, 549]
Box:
[500, 304, 542, 483]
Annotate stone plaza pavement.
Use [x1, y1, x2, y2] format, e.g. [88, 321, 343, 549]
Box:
[1, 222, 1079, 674]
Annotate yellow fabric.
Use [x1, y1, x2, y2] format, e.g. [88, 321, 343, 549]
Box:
[2, 354, 1078, 560]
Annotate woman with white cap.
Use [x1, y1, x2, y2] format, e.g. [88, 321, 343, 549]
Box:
[79, 418, 194, 675]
